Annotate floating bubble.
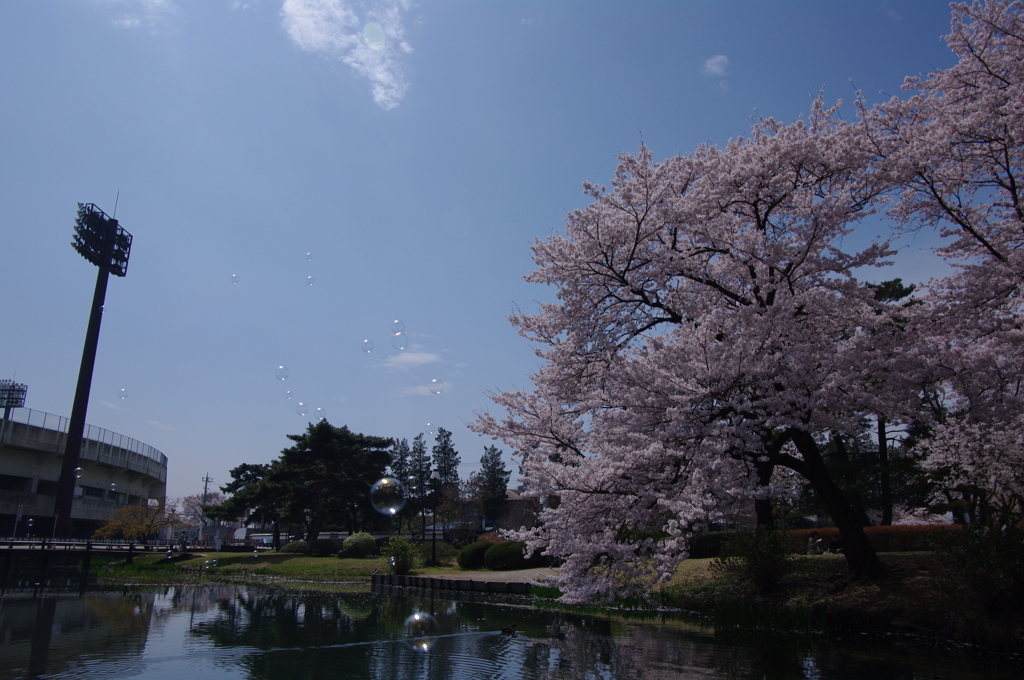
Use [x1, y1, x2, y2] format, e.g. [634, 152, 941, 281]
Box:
[392, 319, 405, 334]
[314, 407, 326, 421]
[109, 483, 117, 491]
[305, 252, 312, 261]
[73, 467, 82, 479]
[370, 477, 406, 515]
[306, 276, 315, 286]
[392, 333, 407, 350]
[403, 612, 439, 652]
[429, 379, 443, 395]
[364, 22, 386, 50]
[118, 388, 128, 399]
[285, 390, 292, 400]
[362, 339, 374, 353]
[275, 366, 289, 381]
[230, 274, 239, 284]
[405, 475, 419, 491]
[295, 402, 309, 416]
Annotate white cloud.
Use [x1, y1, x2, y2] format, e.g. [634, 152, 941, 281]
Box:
[382, 347, 441, 370]
[701, 54, 729, 78]
[398, 381, 452, 397]
[100, 0, 181, 33]
[146, 420, 177, 431]
[281, 0, 414, 110]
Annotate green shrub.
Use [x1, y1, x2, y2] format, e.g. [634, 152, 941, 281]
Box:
[457, 541, 491, 570]
[343, 532, 377, 557]
[936, 525, 1024, 615]
[687, 531, 738, 559]
[417, 541, 458, 566]
[711, 526, 793, 594]
[381, 536, 417, 575]
[483, 540, 545, 571]
[310, 539, 344, 556]
[279, 540, 307, 554]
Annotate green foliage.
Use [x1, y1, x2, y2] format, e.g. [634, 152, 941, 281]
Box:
[711, 526, 794, 594]
[343, 532, 377, 557]
[432, 427, 461, 486]
[280, 540, 307, 554]
[936, 525, 1024, 615]
[416, 540, 458, 566]
[477, 445, 510, 522]
[457, 541, 491, 570]
[381, 536, 417, 575]
[483, 540, 545, 571]
[310, 539, 344, 556]
[687, 531, 737, 559]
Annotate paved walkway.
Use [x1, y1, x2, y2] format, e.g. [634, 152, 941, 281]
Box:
[432, 567, 558, 584]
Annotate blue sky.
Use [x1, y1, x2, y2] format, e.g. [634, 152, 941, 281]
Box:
[0, 0, 957, 499]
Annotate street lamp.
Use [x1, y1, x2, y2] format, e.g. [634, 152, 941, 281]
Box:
[54, 203, 132, 538]
[429, 469, 440, 566]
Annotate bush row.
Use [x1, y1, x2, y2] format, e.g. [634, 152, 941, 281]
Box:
[456, 540, 547, 571]
[688, 524, 962, 558]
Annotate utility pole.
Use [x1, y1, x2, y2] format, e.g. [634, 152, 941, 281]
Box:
[199, 474, 212, 542]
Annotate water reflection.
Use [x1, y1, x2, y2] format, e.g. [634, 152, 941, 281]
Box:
[0, 585, 1019, 679]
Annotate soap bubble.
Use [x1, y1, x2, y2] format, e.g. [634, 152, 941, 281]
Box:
[305, 252, 312, 261]
[370, 477, 406, 515]
[230, 274, 239, 284]
[295, 402, 308, 417]
[118, 388, 128, 399]
[73, 467, 82, 479]
[429, 379, 443, 395]
[286, 390, 292, 400]
[392, 319, 405, 334]
[109, 483, 117, 491]
[362, 339, 374, 353]
[314, 407, 326, 421]
[405, 475, 419, 491]
[363, 22, 386, 51]
[306, 276, 315, 286]
[392, 333, 407, 350]
[275, 366, 289, 381]
[403, 612, 439, 652]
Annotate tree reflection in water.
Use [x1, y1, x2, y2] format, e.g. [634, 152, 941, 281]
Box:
[2, 585, 1020, 680]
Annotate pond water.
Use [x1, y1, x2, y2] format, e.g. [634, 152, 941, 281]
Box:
[0, 584, 1020, 680]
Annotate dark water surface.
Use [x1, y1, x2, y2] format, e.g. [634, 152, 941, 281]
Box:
[0, 585, 1019, 679]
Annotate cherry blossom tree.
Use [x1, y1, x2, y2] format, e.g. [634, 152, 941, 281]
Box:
[865, 0, 1024, 522]
[475, 102, 912, 600]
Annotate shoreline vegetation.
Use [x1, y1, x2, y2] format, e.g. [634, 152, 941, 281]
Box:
[99, 549, 1023, 652]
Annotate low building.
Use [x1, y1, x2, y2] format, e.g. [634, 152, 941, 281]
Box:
[0, 408, 167, 538]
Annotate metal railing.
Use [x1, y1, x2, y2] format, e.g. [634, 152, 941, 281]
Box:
[0, 408, 168, 467]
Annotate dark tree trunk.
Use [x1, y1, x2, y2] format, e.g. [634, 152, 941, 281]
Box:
[788, 429, 884, 579]
[754, 459, 775, 527]
[877, 416, 892, 526]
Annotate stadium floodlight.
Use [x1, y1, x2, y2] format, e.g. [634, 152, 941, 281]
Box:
[54, 203, 134, 537]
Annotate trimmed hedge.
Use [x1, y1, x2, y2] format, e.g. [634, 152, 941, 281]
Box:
[457, 541, 491, 570]
[343, 532, 376, 557]
[483, 540, 546, 571]
[688, 524, 960, 559]
[279, 540, 307, 553]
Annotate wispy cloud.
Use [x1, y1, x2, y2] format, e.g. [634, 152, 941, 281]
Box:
[281, 0, 414, 110]
[398, 381, 451, 397]
[701, 54, 729, 93]
[701, 54, 729, 78]
[382, 347, 441, 370]
[146, 420, 177, 431]
[99, 0, 181, 33]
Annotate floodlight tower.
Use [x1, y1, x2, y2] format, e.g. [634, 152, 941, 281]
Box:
[0, 379, 28, 445]
[53, 203, 132, 537]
